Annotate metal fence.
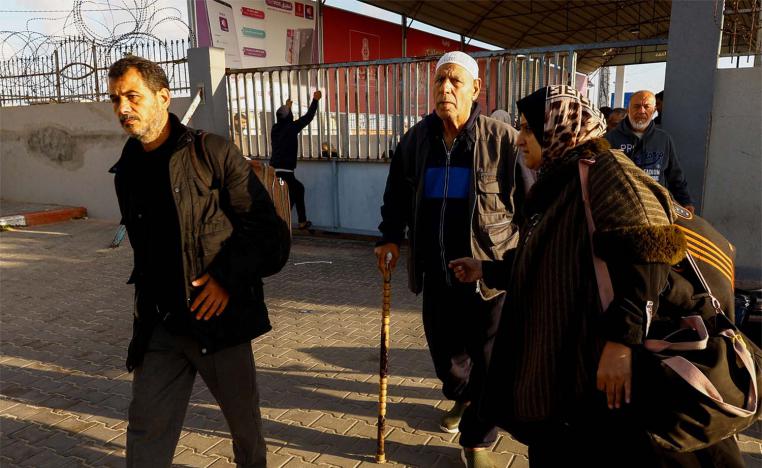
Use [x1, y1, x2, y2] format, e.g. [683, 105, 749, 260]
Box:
[227, 39, 670, 161]
[0, 36, 190, 107]
[227, 49, 579, 161]
[228, 42, 627, 161]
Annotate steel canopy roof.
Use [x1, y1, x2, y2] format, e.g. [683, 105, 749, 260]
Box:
[358, 0, 759, 74]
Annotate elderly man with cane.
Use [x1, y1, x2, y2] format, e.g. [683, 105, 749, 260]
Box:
[374, 51, 523, 468]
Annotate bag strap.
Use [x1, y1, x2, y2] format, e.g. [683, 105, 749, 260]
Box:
[685, 250, 724, 316]
[661, 329, 758, 417]
[191, 130, 224, 188]
[578, 159, 614, 311]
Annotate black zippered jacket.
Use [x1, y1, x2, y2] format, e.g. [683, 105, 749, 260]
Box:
[378, 104, 523, 296]
[111, 114, 290, 370]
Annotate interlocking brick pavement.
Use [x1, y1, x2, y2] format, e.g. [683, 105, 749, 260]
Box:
[1, 219, 760, 467]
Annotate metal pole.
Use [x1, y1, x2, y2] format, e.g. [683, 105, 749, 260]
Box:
[316, 0, 323, 63]
[306, 69, 314, 159]
[355, 67, 361, 159]
[569, 50, 577, 88]
[413, 62, 419, 124]
[226, 75, 235, 141]
[92, 40, 100, 100]
[260, 73, 270, 157]
[54, 50, 61, 102]
[252, 73, 261, 157]
[297, 70, 304, 158]
[384, 65, 390, 158]
[401, 15, 407, 58]
[317, 67, 324, 160]
[335, 67, 341, 158]
[367, 65, 374, 159]
[345, 67, 351, 158]
[234, 74, 244, 152]
[425, 61, 431, 116]
[326, 68, 332, 157]
[375, 65, 381, 160]
[244, 73, 253, 157]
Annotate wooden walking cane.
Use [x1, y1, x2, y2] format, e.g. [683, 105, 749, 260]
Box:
[376, 253, 392, 463]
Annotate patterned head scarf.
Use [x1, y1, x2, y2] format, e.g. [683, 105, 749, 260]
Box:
[517, 85, 606, 170]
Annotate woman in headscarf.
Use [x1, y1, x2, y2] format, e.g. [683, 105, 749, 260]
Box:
[450, 85, 743, 467]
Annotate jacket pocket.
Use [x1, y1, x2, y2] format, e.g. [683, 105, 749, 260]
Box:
[481, 216, 515, 246]
[477, 172, 500, 194]
[477, 172, 505, 214]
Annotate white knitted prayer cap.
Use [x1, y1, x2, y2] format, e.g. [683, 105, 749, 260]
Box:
[435, 51, 479, 81]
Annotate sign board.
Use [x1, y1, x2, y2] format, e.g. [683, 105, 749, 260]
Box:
[197, 0, 318, 68]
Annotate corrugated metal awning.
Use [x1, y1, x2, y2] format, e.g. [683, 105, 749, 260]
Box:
[359, 0, 759, 73]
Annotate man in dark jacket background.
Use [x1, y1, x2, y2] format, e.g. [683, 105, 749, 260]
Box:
[605, 90, 694, 212]
[270, 90, 322, 229]
[108, 56, 289, 467]
[375, 51, 521, 468]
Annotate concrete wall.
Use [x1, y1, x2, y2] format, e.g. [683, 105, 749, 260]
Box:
[295, 159, 389, 235]
[0, 98, 190, 220]
[703, 66, 762, 284]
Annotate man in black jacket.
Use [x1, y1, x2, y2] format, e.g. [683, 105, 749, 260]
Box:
[108, 56, 289, 468]
[375, 51, 521, 468]
[270, 91, 322, 229]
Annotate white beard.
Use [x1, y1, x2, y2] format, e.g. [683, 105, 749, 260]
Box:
[631, 118, 651, 131]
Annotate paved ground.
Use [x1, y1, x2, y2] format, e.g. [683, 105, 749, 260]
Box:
[0, 219, 760, 467]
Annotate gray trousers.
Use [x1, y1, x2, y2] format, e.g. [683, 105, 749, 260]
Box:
[126, 324, 267, 467]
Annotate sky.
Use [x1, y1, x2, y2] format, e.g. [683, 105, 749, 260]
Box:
[3, 0, 750, 99]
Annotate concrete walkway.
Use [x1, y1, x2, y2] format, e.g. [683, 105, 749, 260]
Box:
[0, 219, 759, 467]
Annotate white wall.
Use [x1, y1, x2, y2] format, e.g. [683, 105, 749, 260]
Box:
[0, 98, 190, 220]
[703, 67, 762, 284]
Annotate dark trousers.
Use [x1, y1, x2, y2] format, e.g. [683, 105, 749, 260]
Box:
[275, 171, 306, 223]
[422, 272, 502, 448]
[518, 403, 745, 468]
[126, 324, 266, 468]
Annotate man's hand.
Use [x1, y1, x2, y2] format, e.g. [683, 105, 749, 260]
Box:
[597, 341, 632, 409]
[191, 273, 230, 321]
[685, 205, 695, 214]
[374, 243, 400, 275]
[313, 90, 322, 100]
[448, 258, 483, 283]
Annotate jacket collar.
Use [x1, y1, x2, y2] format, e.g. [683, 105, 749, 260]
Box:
[109, 113, 193, 174]
[426, 101, 481, 144]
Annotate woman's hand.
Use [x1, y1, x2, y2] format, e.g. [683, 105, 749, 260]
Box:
[448, 258, 483, 283]
[597, 341, 632, 409]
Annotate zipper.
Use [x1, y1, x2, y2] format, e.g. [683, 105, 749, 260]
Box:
[169, 150, 195, 309]
[484, 219, 512, 229]
[440, 137, 456, 287]
[523, 213, 542, 249]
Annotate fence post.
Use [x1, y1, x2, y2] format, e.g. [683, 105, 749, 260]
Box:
[92, 41, 100, 101]
[54, 50, 62, 102]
